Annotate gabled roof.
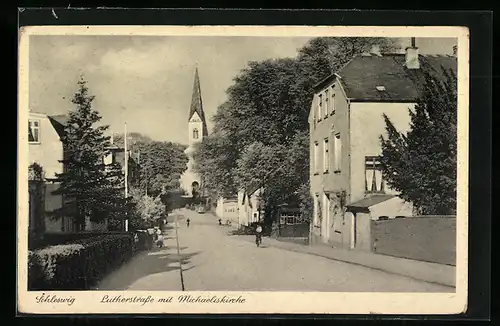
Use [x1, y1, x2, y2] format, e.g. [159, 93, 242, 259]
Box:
[48, 114, 69, 138]
[314, 53, 457, 102]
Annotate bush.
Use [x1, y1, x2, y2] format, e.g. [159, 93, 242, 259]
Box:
[133, 230, 154, 251]
[28, 233, 134, 290]
[29, 231, 129, 250]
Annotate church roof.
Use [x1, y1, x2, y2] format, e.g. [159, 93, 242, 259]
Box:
[189, 67, 209, 137]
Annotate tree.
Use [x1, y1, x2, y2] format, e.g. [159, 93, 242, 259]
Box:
[296, 37, 397, 81]
[50, 77, 130, 229]
[113, 132, 188, 196]
[192, 131, 239, 197]
[380, 67, 457, 215]
[193, 37, 398, 222]
[134, 194, 166, 228]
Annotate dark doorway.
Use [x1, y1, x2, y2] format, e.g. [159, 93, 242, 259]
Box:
[191, 181, 200, 199]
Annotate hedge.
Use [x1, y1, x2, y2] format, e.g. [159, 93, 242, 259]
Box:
[28, 233, 134, 290]
[29, 231, 129, 250]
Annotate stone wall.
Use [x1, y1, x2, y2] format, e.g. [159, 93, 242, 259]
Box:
[371, 216, 456, 266]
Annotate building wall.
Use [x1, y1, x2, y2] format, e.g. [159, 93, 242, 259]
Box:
[236, 190, 262, 228]
[223, 200, 239, 225]
[237, 191, 246, 227]
[369, 196, 414, 220]
[309, 79, 350, 245]
[371, 216, 456, 265]
[28, 112, 65, 232]
[349, 102, 414, 203]
[352, 212, 373, 251]
[216, 197, 238, 225]
[28, 112, 64, 179]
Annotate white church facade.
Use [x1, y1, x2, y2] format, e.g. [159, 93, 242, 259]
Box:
[180, 67, 209, 198]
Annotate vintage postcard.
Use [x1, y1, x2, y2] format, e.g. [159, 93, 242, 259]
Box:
[17, 25, 469, 315]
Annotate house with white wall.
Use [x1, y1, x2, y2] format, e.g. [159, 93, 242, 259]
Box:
[308, 38, 457, 249]
[237, 186, 264, 228]
[215, 196, 239, 225]
[28, 111, 76, 233]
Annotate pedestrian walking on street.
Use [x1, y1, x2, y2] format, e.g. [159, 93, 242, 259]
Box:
[155, 228, 164, 248]
[218, 218, 222, 226]
[186, 217, 191, 227]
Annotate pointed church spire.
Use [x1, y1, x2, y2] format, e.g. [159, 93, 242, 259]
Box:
[188, 66, 208, 136]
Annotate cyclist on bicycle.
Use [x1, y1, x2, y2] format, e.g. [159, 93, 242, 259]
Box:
[255, 220, 263, 247]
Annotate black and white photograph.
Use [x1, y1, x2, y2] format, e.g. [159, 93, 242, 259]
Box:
[18, 25, 469, 314]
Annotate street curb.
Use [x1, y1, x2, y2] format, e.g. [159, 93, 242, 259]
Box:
[252, 238, 455, 289]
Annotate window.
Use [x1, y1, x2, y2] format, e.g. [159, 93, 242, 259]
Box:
[333, 133, 341, 172]
[28, 119, 40, 143]
[323, 138, 329, 173]
[193, 128, 199, 139]
[331, 87, 336, 115]
[324, 89, 329, 117]
[317, 94, 323, 121]
[313, 142, 319, 174]
[279, 212, 302, 225]
[365, 156, 385, 193]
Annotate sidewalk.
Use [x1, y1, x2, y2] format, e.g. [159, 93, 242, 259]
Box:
[241, 235, 456, 288]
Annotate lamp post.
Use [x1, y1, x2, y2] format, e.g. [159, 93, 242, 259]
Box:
[124, 122, 129, 232]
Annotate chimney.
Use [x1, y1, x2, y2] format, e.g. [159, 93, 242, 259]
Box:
[405, 37, 420, 69]
[452, 44, 457, 56]
[110, 133, 114, 144]
[370, 44, 382, 56]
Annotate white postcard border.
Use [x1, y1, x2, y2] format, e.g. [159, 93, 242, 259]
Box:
[17, 25, 469, 315]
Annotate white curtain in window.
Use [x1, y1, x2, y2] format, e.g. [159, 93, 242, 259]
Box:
[374, 169, 383, 192]
[365, 168, 374, 192]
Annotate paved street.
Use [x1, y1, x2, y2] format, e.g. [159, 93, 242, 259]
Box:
[96, 209, 452, 292]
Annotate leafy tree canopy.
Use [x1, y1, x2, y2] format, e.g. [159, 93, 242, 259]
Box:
[193, 37, 397, 222]
[380, 67, 457, 215]
[113, 132, 188, 197]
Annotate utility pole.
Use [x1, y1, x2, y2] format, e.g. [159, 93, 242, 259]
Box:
[174, 213, 185, 291]
[124, 122, 129, 232]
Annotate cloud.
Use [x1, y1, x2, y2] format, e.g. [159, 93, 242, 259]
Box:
[28, 35, 454, 145]
[29, 35, 311, 144]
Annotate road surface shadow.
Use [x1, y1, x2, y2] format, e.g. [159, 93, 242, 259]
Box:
[95, 248, 200, 290]
[227, 228, 253, 236]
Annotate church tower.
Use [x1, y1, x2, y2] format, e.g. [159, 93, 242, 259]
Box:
[180, 66, 209, 197]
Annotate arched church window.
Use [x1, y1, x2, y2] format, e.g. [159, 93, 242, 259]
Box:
[193, 128, 199, 139]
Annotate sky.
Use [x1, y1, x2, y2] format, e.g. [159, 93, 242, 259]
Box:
[29, 36, 456, 145]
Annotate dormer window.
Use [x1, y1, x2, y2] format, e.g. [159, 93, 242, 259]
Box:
[28, 119, 40, 143]
[193, 128, 199, 139]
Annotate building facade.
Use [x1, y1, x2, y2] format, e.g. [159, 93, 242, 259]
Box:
[216, 197, 239, 225]
[309, 40, 457, 249]
[28, 111, 76, 233]
[180, 67, 209, 197]
[237, 186, 264, 228]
